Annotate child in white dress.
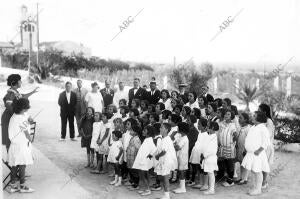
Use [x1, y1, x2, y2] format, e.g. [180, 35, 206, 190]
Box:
[235, 112, 251, 185]
[241, 111, 270, 196]
[107, 130, 123, 186]
[90, 112, 102, 173]
[93, 113, 111, 174]
[258, 103, 275, 189]
[202, 121, 219, 195]
[7, 98, 34, 193]
[173, 122, 189, 194]
[155, 123, 178, 199]
[132, 125, 157, 196]
[189, 117, 209, 189]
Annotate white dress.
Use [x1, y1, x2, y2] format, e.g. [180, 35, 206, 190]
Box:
[159, 98, 172, 111]
[202, 134, 218, 173]
[90, 122, 102, 150]
[98, 122, 111, 155]
[85, 92, 104, 112]
[122, 130, 132, 162]
[242, 124, 270, 173]
[175, 135, 189, 170]
[265, 118, 275, 165]
[107, 140, 123, 164]
[189, 131, 208, 164]
[185, 101, 199, 109]
[154, 136, 178, 176]
[8, 113, 33, 166]
[132, 137, 157, 171]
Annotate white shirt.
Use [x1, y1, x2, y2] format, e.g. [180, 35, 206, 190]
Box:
[113, 88, 129, 108]
[66, 91, 71, 104]
[85, 92, 104, 112]
[133, 88, 138, 95]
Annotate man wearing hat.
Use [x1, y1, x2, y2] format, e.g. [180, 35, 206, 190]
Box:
[147, 80, 161, 105]
[179, 83, 189, 104]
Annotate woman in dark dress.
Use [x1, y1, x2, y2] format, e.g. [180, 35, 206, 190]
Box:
[1, 74, 38, 151]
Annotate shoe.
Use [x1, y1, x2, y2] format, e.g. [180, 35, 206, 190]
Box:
[90, 170, 101, 174]
[137, 190, 145, 194]
[124, 181, 132, 186]
[187, 181, 196, 186]
[173, 188, 186, 194]
[222, 181, 235, 187]
[151, 184, 162, 191]
[59, 138, 66, 141]
[70, 138, 77, 141]
[141, 190, 151, 196]
[248, 189, 262, 196]
[203, 189, 215, 195]
[114, 177, 122, 186]
[19, 185, 35, 193]
[262, 183, 268, 189]
[7, 183, 19, 193]
[99, 171, 107, 174]
[237, 180, 248, 185]
[129, 185, 139, 191]
[192, 184, 203, 189]
[199, 185, 209, 191]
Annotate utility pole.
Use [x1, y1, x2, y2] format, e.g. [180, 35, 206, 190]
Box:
[36, 3, 39, 72]
[28, 18, 32, 75]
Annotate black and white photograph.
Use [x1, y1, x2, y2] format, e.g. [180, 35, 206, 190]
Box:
[1, 0, 300, 198]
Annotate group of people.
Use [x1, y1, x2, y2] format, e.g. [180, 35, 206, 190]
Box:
[57, 77, 275, 198]
[1, 74, 275, 198]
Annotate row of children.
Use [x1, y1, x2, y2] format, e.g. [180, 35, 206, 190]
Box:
[78, 94, 274, 198]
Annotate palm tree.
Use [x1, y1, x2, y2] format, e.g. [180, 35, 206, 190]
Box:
[235, 83, 262, 112]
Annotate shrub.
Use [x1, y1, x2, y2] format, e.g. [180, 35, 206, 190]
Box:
[274, 117, 300, 143]
[169, 61, 213, 95]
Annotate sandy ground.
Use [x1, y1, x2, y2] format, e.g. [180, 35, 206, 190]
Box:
[1, 76, 300, 198]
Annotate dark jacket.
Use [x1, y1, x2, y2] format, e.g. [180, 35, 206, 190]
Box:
[128, 87, 147, 107]
[58, 91, 77, 116]
[147, 89, 161, 105]
[100, 88, 114, 108]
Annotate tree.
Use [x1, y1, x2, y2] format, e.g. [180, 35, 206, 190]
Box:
[235, 83, 262, 112]
[169, 62, 213, 95]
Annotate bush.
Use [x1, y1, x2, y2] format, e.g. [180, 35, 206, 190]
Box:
[275, 117, 300, 143]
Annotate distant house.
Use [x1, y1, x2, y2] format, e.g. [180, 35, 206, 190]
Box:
[40, 41, 92, 57]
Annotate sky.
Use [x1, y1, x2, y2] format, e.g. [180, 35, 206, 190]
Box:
[1, 0, 299, 69]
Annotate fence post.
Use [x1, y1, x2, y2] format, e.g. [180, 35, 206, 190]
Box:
[256, 78, 260, 89]
[213, 76, 218, 93]
[286, 76, 292, 96]
[235, 78, 239, 93]
[274, 76, 279, 90]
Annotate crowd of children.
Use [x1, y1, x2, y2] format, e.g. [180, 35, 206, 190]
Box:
[78, 86, 275, 199]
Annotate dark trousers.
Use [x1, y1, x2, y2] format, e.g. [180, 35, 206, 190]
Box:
[11, 165, 26, 184]
[114, 163, 121, 176]
[129, 168, 139, 185]
[61, 113, 75, 139]
[121, 162, 129, 179]
[217, 158, 235, 183]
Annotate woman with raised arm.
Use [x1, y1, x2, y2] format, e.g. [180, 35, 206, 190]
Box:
[1, 74, 38, 151]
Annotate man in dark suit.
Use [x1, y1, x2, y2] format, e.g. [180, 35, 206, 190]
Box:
[178, 83, 189, 104]
[128, 78, 147, 107]
[147, 81, 161, 105]
[201, 85, 214, 103]
[58, 81, 77, 141]
[100, 79, 114, 109]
